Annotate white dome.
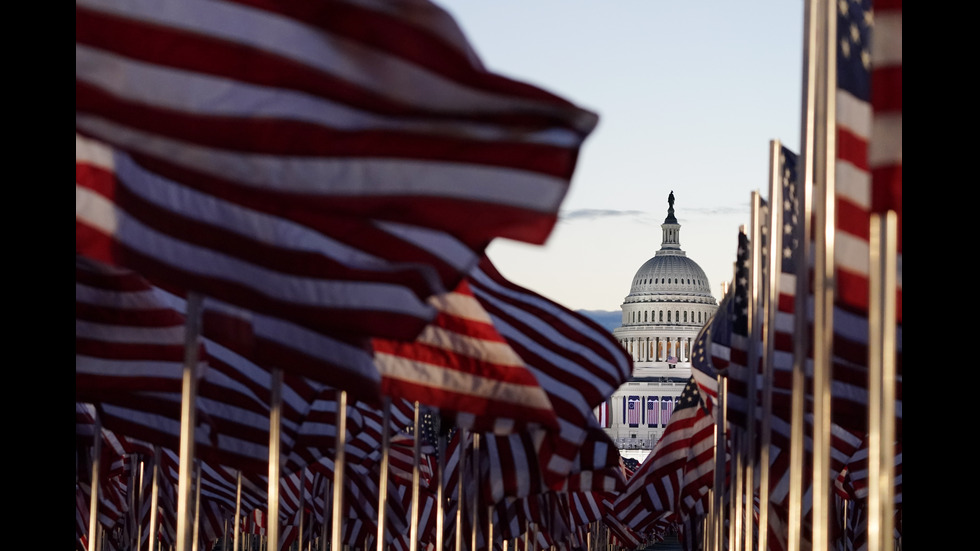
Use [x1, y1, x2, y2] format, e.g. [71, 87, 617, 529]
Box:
[628, 253, 713, 299]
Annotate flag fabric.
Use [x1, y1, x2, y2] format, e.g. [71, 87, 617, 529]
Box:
[595, 400, 611, 428]
[612, 377, 718, 532]
[646, 398, 658, 427]
[820, 0, 903, 436]
[75, 0, 598, 245]
[834, 0, 903, 322]
[467, 255, 633, 490]
[76, 0, 598, 343]
[627, 396, 641, 426]
[76, 257, 376, 474]
[76, 132, 472, 344]
[372, 277, 560, 435]
[690, 229, 750, 422]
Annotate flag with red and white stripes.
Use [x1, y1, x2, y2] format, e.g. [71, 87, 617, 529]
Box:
[373, 277, 559, 434]
[612, 377, 716, 531]
[466, 255, 633, 490]
[76, 0, 597, 343]
[822, 0, 903, 435]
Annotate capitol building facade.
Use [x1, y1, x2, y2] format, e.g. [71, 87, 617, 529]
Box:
[596, 192, 719, 462]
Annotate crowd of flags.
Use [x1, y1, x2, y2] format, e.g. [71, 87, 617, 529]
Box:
[76, 1, 901, 551]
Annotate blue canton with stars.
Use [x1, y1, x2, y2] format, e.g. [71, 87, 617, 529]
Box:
[837, 0, 872, 101]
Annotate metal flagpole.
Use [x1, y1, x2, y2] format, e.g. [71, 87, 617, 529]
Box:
[134, 457, 145, 551]
[744, 192, 767, 551]
[267, 367, 284, 551]
[410, 401, 422, 551]
[470, 433, 481, 551]
[810, 0, 837, 547]
[193, 461, 202, 551]
[791, 0, 823, 549]
[176, 292, 204, 551]
[712, 375, 727, 551]
[320, 480, 331, 551]
[436, 429, 446, 551]
[233, 470, 242, 551]
[332, 390, 349, 551]
[299, 467, 307, 551]
[377, 396, 392, 551]
[757, 141, 785, 551]
[455, 428, 467, 551]
[730, 427, 742, 551]
[869, 212, 898, 551]
[87, 410, 102, 551]
[486, 505, 494, 551]
[149, 446, 161, 551]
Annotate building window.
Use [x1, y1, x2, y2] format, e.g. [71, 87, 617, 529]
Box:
[667, 311, 671, 322]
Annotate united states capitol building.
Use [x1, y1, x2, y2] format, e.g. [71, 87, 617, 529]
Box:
[596, 192, 719, 462]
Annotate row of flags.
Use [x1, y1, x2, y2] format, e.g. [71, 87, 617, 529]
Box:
[76, 0, 901, 550]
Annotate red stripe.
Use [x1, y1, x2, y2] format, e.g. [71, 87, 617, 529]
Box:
[871, 66, 903, 112]
[836, 195, 871, 239]
[836, 126, 869, 172]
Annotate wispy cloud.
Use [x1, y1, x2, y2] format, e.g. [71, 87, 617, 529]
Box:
[559, 208, 644, 221]
[559, 205, 746, 223]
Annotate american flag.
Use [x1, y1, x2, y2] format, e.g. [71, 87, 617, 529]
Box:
[76, 0, 598, 344]
[627, 396, 641, 426]
[821, 0, 903, 436]
[646, 397, 659, 427]
[372, 276, 560, 435]
[467, 255, 632, 490]
[689, 229, 750, 421]
[612, 377, 715, 532]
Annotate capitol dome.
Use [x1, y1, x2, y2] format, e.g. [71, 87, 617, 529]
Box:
[628, 254, 713, 297]
[613, 191, 718, 365]
[603, 191, 719, 461]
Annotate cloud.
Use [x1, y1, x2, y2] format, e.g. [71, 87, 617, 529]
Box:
[559, 204, 746, 223]
[559, 208, 644, 221]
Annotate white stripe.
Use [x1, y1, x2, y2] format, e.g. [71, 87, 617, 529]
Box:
[75, 319, 185, 344]
[427, 288, 495, 324]
[415, 325, 524, 365]
[836, 159, 871, 208]
[76, 113, 567, 210]
[836, 90, 872, 138]
[872, 12, 903, 67]
[869, 112, 902, 166]
[373, 353, 552, 409]
[252, 313, 380, 375]
[376, 221, 478, 275]
[75, 355, 189, 377]
[836, 231, 869, 276]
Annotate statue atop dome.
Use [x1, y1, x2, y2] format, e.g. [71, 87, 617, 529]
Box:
[664, 190, 678, 224]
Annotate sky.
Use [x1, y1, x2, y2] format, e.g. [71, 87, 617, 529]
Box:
[436, 1, 805, 312]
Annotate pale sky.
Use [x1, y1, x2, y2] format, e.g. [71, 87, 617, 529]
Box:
[437, 1, 804, 311]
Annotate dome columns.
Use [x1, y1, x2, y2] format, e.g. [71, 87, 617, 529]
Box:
[622, 335, 693, 363]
